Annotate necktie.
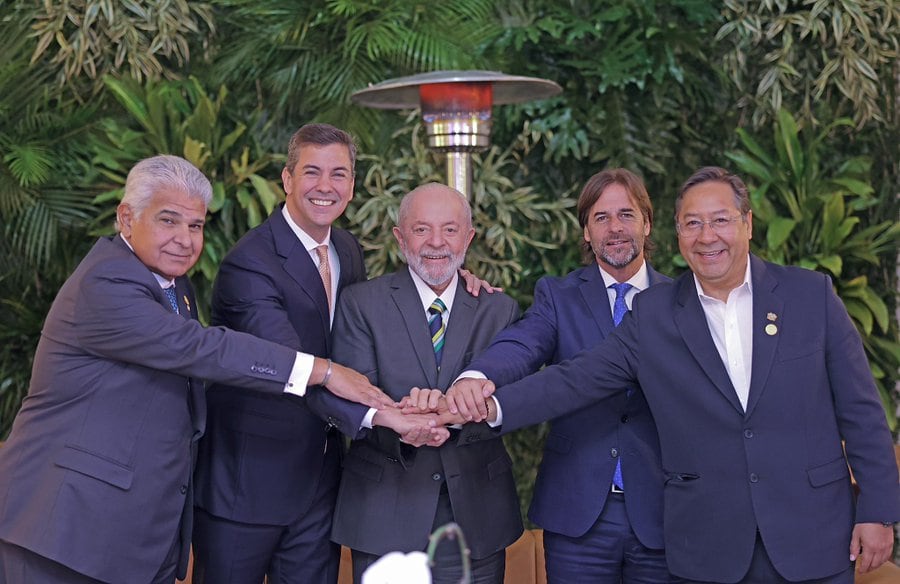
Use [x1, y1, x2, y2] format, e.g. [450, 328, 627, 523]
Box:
[611, 282, 633, 326]
[428, 298, 447, 370]
[164, 286, 179, 314]
[610, 282, 633, 491]
[315, 245, 332, 313]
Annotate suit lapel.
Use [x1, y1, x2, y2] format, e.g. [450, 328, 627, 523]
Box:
[333, 230, 357, 293]
[270, 209, 332, 345]
[173, 275, 206, 437]
[673, 274, 745, 414]
[438, 280, 476, 390]
[391, 270, 439, 388]
[579, 266, 616, 337]
[745, 256, 782, 417]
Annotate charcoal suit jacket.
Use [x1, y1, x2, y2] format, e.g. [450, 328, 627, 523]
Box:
[330, 268, 524, 559]
[0, 235, 296, 583]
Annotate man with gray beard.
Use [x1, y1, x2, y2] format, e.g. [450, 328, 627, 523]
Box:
[329, 183, 523, 584]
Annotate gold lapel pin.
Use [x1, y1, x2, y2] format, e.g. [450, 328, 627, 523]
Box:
[765, 323, 778, 336]
[183, 295, 191, 314]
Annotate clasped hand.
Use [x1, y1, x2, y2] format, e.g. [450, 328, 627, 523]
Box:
[399, 379, 497, 424]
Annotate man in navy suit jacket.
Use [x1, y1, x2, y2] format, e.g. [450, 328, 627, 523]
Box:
[458, 169, 675, 582]
[450, 167, 900, 583]
[192, 125, 444, 584]
[0, 155, 391, 584]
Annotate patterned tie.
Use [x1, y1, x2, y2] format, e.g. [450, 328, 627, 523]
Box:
[428, 298, 447, 370]
[610, 282, 633, 491]
[315, 245, 332, 313]
[611, 282, 633, 326]
[164, 286, 179, 314]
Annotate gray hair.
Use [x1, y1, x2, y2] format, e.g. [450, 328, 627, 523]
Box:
[397, 182, 472, 229]
[674, 166, 751, 218]
[117, 155, 213, 231]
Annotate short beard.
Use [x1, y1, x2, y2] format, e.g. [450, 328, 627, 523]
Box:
[596, 239, 638, 269]
[404, 246, 465, 288]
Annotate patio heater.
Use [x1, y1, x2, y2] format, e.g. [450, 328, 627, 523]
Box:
[350, 70, 561, 198]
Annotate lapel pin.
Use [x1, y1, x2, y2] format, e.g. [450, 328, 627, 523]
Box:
[767, 312, 777, 321]
[183, 295, 191, 314]
[765, 323, 778, 336]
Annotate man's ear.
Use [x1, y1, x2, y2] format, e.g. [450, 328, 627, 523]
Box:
[118, 203, 134, 237]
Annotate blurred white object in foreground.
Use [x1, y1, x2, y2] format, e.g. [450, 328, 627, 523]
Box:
[361, 551, 432, 584]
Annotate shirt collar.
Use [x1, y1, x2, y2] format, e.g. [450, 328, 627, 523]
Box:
[408, 267, 458, 314]
[693, 255, 753, 302]
[598, 260, 650, 291]
[119, 233, 175, 289]
[281, 204, 332, 252]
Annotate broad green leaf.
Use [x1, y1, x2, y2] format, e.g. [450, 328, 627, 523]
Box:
[765, 216, 796, 250]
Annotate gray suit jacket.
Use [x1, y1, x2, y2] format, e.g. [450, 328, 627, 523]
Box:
[0, 236, 297, 584]
[330, 268, 524, 559]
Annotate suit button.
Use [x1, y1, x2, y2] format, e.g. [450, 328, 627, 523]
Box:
[749, 473, 759, 483]
[432, 473, 442, 481]
[743, 429, 753, 438]
[180, 485, 188, 495]
[620, 415, 629, 423]
[610, 448, 619, 458]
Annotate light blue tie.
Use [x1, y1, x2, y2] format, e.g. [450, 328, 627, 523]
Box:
[428, 298, 447, 370]
[164, 286, 179, 314]
[610, 282, 632, 491]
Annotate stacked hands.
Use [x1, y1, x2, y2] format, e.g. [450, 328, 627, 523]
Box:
[344, 376, 498, 448]
[317, 357, 497, 447]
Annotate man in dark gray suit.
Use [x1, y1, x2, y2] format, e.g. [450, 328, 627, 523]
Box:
[330, 183, 523, 584]
[0, 155, 392, 584]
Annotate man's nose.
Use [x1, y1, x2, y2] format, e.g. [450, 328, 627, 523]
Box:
[316, 173, 334, 192]
[172, 224, 193, 246]
[697, 221, 719, 241]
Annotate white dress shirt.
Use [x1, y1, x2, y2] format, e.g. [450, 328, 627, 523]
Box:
[693, 258, 754, 411]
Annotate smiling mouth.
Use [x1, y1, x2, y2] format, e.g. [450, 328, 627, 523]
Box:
[310, 198, 335, 207]
[697, 250, 725, 259]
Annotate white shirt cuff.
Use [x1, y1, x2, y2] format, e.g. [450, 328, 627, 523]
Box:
[361, 407, 378, 429]
[284, 352, 314, 397]
[454, 369, 487, 382]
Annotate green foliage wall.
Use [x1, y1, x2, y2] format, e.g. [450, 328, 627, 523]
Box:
[2, 0, 898, 528]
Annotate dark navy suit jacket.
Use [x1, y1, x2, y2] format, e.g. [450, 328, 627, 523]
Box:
[470, 256, 900, 582]
[194, 207, 368, 526]
[466, 263, 669, 549]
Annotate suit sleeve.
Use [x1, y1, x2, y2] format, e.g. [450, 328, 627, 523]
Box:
[492, 296, 640, 434]
[821, 276, 900, 523]
[331, 285, 404, 451]
[72, 257, 296, 392]
[467, 276, 561, 385]
[212, 245, 369, 436]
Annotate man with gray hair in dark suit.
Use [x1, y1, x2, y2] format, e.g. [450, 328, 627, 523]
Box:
[330, 182, 523, 584]
[0, 154, 393, 584]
